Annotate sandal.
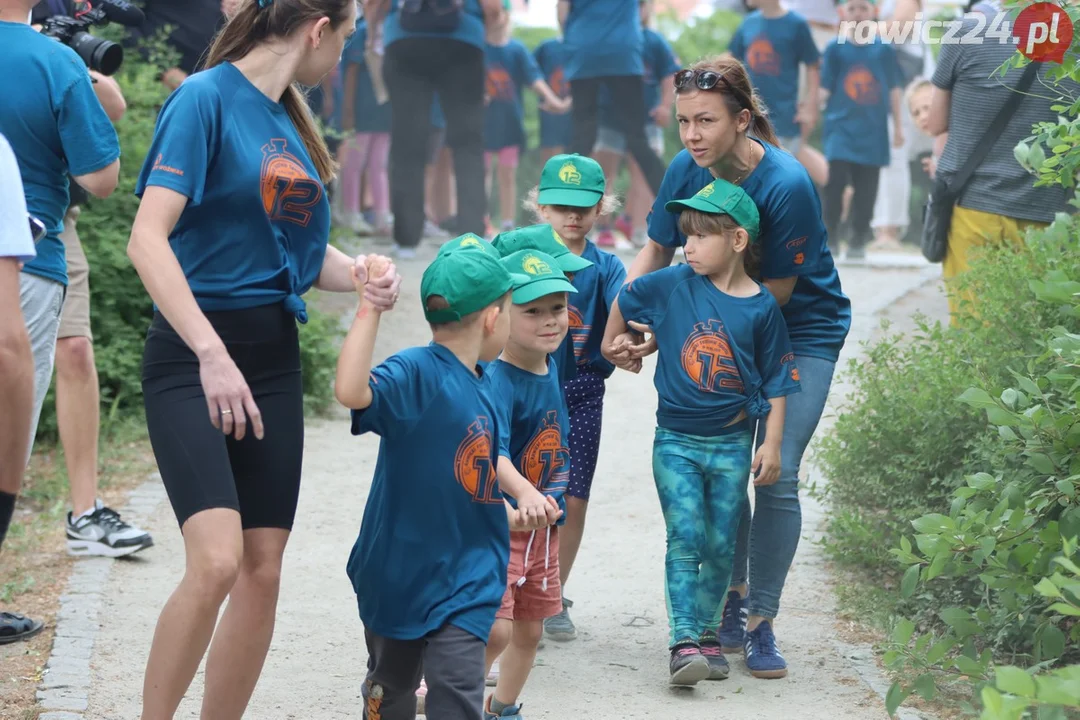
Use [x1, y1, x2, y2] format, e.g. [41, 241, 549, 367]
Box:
[0, 611, 44, 645]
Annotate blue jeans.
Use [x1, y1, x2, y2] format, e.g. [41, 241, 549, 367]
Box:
[653, 426, 752, 646]
[730, 355, 836, 619]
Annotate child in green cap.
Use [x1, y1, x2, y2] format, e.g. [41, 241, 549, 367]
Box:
[335, 248, 550, 720]
[603, 178, 801, 687]
[482, 249, 576, 720]
[523, 154, 628, 642]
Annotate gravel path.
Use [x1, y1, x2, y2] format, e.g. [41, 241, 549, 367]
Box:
[54, 249, 943, 719]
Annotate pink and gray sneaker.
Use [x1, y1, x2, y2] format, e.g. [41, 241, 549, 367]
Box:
[668, 642, 711, 686]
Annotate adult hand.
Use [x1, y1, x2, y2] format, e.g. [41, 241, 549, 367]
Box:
[751, 441, 781, 487]
[199, 346, 264, 441]
[355, 254, 401, 311]
[651, 105, 672, 128]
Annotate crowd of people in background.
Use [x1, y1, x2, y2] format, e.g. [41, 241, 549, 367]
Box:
[1, 0, 1077, 718]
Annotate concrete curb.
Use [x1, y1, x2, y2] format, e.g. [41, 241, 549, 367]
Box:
[36, 477, 167, 719]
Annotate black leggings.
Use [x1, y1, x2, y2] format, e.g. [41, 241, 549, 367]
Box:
[823, 159, 881, 252]
[569, 75, 668, 195]
[384, 38, 486, 248]
[141, 304, 305, 531]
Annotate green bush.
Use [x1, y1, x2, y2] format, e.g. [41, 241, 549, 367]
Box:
[33, 31, 341, 442]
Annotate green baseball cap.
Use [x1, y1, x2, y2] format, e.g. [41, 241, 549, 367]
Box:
[537, 153, 606, 207]
[421, 250, 523, 323]
[436, 233, 500, 259]
[500, 250, 577, 305]
[491, 224, 594, 273]
[664, 179, 762, 242]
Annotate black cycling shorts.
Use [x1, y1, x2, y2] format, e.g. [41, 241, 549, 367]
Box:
[141, 303, 305, 532]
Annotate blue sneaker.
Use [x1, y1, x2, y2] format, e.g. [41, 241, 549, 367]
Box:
[543, 597, 577, 641]
[744, 622, 788, 679]
[718, 591, 747, 653]
[484, 696, 524, 719]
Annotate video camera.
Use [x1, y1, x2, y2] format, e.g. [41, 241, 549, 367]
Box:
[40, 0, 145, 76]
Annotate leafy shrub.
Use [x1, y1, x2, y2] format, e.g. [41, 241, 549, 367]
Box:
[33, 32, 341, 442]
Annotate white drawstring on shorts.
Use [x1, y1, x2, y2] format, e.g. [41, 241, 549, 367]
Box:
[515, 526, 553, 591]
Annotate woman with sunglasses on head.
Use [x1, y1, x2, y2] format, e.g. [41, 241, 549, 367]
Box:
[127, 0, 403, 717]
[602, 54, 850, 682]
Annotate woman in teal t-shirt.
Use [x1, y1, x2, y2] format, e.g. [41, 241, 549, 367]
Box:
[603, 54, 851, 682]
[127, 1, 401, 716]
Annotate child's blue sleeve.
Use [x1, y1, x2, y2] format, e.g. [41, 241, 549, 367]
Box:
[796, 19, 820, 66]
[728, 24, 747, 61]
[488, 369, 514, 459]
[755, 298, 801, 399]
[58, 68, 120, 178]
[602, 253, 628, 312]
[136, 83, 217, 204]
[519, 42, 543, 87]
[617, 267, 678, 328]
[759, 181, 827, 279]
[646, 152, 694, 248]
[650, 34, 680, 79]
[882, 45, 903, 89]
[350, 351, 425, 438]
[820, 43, 837, 92]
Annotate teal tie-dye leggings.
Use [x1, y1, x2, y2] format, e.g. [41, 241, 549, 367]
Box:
[652, 425, 753, 647]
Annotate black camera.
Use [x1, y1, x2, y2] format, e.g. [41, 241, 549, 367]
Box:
[40, 0, 145, 76]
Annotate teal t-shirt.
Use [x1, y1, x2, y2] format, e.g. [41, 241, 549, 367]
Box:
[488, 356, 571, 525]
[349, 343, 511, 642]
[560, 241, 626, 378]
[135, 63, 331, 322]
[484, 39, 542, 151]
[0, 20, 120, 286]
[647, 144, 851, 362]
[617, 264, 801, 434]
[563, 0, 644, 80]
[821, 38, 903, 167]
[383, 0, 485, 50]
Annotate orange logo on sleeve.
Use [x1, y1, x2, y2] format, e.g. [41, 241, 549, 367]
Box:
[681, 320, 744, 394]
[454, 417, 501, 504]
[843, 66, 880, 106]
[746, 37, 781, 77]
[567, 305, 589, 362]
[791, 367, 800, 382]
[151, 153, 184, 177]
[521, 410, 570, 492]
[793, 252, 805, 265]
[548, 66, 568, 98]
[261, 138, 323, 227]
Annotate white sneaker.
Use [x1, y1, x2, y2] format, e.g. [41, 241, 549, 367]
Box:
[392, 244, 418, 260]
[66, 501, 153, 558]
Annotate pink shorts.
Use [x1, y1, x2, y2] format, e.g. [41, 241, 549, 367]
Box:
[485, 146, 520, 170]
[496, 526, 562, 622]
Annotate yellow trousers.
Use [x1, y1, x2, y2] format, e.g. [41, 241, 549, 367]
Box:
[942, 206, 1047, 321]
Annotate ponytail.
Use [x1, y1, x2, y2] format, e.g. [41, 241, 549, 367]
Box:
[204, 0, 351, 182]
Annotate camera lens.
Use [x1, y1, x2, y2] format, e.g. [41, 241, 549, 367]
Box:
[69, 31, 123, 76]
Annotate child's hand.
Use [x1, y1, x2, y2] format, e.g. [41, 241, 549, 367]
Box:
[518, 488, 561, 527]
[795, 102, 817, 134]
[751, 441, 781, 487]
[922, 155, 937, 179]
[506, 501, 553, 532]
[355, 254, 401, 312]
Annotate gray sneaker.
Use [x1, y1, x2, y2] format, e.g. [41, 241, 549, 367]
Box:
[544, 597, 577, 641]
[66, 501, 153, 557]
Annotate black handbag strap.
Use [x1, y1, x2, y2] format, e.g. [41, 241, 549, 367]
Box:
[951, 61, 1041, 192]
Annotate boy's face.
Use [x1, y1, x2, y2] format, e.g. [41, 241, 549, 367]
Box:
[480, 297, 512, 363]
[909, 86, 933, 134]
[839, 0, 875, 23]
[683, 227, 749, 277]
[539, 203, 601, 245]
[509, 293, 569, 356]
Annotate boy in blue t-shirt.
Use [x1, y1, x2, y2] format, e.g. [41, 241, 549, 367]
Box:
[605, 179, 800, 687]
[484, 13, 570, 233]
[481, 249, 575, 719]
[818, 0, 904, 261]
[336, 246, 547, 719]
[729, 0, 821, 156]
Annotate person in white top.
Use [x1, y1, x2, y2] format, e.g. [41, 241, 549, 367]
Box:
[0, 131, 44, 645]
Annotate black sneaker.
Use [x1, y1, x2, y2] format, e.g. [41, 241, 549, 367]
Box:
[699, 632, 731, 680]
[66, 501, 153, 558]
[668, 642, 711, 686]
[0, 611, 44, 645]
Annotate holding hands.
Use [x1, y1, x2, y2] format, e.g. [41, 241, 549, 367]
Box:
[506, 494, 562, 532]
[352, 254, 402, 312]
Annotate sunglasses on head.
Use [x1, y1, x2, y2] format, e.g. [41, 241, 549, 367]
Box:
[674, 69, 732, 93]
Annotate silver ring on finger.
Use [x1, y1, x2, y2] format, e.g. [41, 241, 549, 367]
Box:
[221, 409, 233, 415]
